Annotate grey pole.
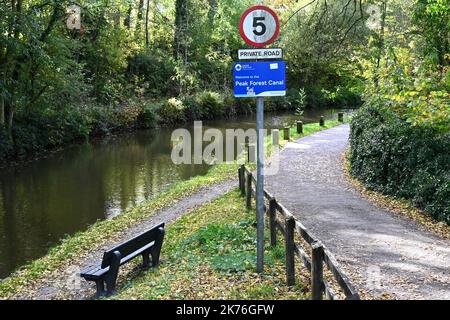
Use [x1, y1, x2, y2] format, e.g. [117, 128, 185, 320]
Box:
[256, 0, 266, 275]
[256, 96, 265, 273]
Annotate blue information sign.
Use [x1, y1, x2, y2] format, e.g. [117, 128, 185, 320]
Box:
[233, 61, 286, 98]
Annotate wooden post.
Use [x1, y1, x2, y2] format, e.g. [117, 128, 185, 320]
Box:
[338, 112, 344, 122]
[311, 241, 324, 300]
[296, 121, 303, 134]
[285, 216, 296, 286]
[283, 127, 290, 140]
[246, 172, 252, 209]
[319, 116, 325, 127]
[239, 165, 245, 196]
[269, 198, 277, 247]
[247, 143, 256, 163]
[238, 166, 243, 194]
[272, 129, 280, 147]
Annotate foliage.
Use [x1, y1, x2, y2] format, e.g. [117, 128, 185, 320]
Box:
[193, 91, 225, 120]
[156, 97, 186, 125]
[348, 0, 449, 224]
[350, 105, 450, 223]
[295, 88, 307, 117]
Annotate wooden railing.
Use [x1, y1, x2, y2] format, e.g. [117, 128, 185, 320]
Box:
[238, 165, 360, 300]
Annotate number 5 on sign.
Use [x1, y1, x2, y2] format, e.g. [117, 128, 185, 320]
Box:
[239, 5, 280, 48]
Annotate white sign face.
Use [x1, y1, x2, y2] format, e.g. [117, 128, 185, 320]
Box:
[239, 6, 280, 47]
[238, 48, 283, 60]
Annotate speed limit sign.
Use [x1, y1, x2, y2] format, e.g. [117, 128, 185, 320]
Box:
[239, 5, 280, 48]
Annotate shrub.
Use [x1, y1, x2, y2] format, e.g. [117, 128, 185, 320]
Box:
[350, 104, 450, 223]
[183, 95, 204, 120]
[194, 91, 225, 120]
[138, 102, 160, 129]
[156, 98, 186, 125]
[127, 50, 176, 97]
[0, 126, 13, 161]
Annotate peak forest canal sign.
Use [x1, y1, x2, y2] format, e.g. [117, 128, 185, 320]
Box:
[234, 4, 285, 274]
[234, 61, 286, 97]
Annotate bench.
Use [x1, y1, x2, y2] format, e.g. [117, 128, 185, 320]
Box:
[80, 223, 165, 297]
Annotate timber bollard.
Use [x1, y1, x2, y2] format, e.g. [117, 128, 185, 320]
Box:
[319, 116, 325, 127]
[246, 173, 252, 209]
[338, 112, 344, 122]
[296, 121, 303, 134]
[272, 129, 280, 147]
[247, 143, 256, 163]
[269, 198, 277, 247]
[239, 165, 245, 196]
[238, 166, 243, 194]
[311, 241, 324, 300]
[285, 216, 296, 286]
[284, 127, 290, 140]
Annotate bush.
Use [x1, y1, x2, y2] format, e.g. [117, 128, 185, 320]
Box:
[350, 104, 450, 223]
[0, 126, 13, 161]
[127, 50, 176, 97]
[138, 102, 160, 129]
[194, 91, 225, 120]
[156, 98, 186, 125]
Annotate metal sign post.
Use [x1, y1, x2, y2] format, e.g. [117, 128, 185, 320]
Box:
[236, 2, 281, 274]
[256, 96, 265, 273]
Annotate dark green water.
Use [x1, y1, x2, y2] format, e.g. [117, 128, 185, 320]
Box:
[0, 109, 345, 278]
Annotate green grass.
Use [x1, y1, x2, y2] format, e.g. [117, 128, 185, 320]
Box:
[0, 117, 345, 299]
[112, 191, 308, 300]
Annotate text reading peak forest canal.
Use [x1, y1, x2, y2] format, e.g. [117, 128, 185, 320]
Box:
[176, 304, 275, 317]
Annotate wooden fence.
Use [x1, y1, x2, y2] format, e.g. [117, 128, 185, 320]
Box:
[238, 165, 360, 300]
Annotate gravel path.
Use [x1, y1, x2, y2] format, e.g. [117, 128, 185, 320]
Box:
[265, 124, 450, 300]
[14, 179, 236, 300]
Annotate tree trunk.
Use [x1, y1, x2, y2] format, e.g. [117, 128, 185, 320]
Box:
[145, 0, 151, 48]
[0, 95, 4, 126]
[125, 2, 133, 29]
[174, 0, 188, 60]
[7, 103, 14, 141]
[135, 0, 144, 40]
[208, 0, 217, 21]
[374, 0, 387, 91]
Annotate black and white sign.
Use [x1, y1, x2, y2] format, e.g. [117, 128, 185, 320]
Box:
[238, 48, 283, 60]
[239, 5, 280, 48]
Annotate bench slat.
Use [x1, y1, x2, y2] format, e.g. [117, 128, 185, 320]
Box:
[101, 223, 164, 269]
[81, 241, 156, 279]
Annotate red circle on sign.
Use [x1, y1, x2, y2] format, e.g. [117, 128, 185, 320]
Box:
[239, 5, 280, 48]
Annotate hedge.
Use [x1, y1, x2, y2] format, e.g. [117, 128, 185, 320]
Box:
[349, 105, 450, 224]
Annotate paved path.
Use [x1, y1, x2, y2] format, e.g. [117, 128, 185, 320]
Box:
[265, 125, 450, 300]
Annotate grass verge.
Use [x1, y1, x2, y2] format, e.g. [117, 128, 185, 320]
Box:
[112, 190, 309, 300]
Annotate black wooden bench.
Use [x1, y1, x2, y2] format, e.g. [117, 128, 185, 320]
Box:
[80, 223, 165, 297]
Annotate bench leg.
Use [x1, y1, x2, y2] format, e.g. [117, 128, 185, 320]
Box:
[95, 280, 106, 297]
[142, 253, 151, 269]
[105, 251, 121, 296]
[150, 227, 165, 267]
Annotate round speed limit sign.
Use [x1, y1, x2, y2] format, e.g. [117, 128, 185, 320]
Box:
[239, 5, 280, 48]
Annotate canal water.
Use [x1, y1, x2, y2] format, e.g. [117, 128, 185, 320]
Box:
[0, 109, 346, 278]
